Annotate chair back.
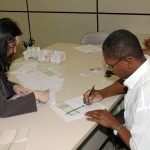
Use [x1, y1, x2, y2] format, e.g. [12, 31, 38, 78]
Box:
[80, 32, 109, 45]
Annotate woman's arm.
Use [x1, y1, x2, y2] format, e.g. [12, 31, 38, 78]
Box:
[6, 80, 16, 97]
[0, 79, 48, 117]
[0, 93, 37, 117]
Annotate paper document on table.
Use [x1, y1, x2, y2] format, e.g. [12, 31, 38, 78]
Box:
[16, 70, 64, 91]
[0, 127, 29, 150]
[38, 67, 62, 78]
[80, 67, 101, 77]
[50, 96, 108, 122]
[74, 45, 102, 54]
[8, 62, 38, 74]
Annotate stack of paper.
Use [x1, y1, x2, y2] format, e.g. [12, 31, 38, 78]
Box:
[23, 47, 41, 60]
[37, 50, 66, 64]
[16, 67, 64, 91]
[9, 62, 64, 107]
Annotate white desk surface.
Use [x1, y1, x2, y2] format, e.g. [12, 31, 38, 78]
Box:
[0, 43, 122, 150]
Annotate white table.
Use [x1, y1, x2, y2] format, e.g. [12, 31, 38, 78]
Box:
[0, 43, 122, 150]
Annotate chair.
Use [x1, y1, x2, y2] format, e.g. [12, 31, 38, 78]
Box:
[80, 31, 109, 45]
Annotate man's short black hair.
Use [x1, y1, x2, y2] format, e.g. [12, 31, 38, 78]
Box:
[102, 29, 144, 60]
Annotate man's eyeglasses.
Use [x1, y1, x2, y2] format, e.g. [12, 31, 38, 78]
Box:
[106, 57, 124, 71]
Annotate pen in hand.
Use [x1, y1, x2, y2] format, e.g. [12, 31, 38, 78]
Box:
[89, 85, 95, 97]
[66, 85, 95, 114]
[87, 85, 95, 104]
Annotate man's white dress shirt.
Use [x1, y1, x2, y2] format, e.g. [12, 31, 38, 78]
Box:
[124, 56, 150, 150]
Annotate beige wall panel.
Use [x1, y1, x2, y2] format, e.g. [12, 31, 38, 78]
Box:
[99, 0, 150, 13]
[0, 0, 26, 11]
[99, 15, 150, 34]
[0, 13, 30, 57]
[30, 13, 97, 48]
[99, 15, 150, 47]
[28, 0, 96, 12]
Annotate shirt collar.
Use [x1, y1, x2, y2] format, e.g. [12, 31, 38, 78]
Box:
[124, 55, 149, 89]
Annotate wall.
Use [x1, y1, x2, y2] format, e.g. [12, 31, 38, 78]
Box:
[0, 0, 97, 50]
[0, 0, 150, 50]
[99, 0, 150, 34]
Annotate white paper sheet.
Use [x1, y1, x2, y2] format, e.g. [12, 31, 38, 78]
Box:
[8, 62, 38, 74]
[50, 96, 108, 122]
[80, 67, 101, 77]
[0, 127, 29, 150]
[74, 45, 102, 54]
[38, 67, 62, 78]
[16, 69, 64, 91]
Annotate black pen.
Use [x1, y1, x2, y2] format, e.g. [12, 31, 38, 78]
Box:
[66, 105, 85, 114]
[88, 85, 95, 97]
[86, 85, 95, 104]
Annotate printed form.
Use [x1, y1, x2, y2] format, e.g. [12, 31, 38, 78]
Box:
[50, 96, 108, 122]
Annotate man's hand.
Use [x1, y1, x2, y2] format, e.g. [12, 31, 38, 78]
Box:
[85, 109, 121, 129]
[83, 89, 103, 105]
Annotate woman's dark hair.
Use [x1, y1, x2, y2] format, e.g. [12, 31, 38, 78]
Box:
[0, 18, 22, 79]
[0, 18, 22, 37]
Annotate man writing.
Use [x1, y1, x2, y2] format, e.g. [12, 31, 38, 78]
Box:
[84, 29, 150, 149]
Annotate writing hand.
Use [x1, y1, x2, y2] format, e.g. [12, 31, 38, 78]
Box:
[83, 89, 103, 105]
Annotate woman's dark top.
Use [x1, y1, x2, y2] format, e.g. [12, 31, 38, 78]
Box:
[0, 77, 37, 117]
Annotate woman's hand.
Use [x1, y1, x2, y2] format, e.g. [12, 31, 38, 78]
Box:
[13, 84, 32, 96]
[34, 91, 49, 103]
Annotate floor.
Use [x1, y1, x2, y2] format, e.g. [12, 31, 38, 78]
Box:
[99, 141, 128, 150]
[102, 141, 114, 150]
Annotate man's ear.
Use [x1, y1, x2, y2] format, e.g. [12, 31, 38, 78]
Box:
[123, 57, 133, 69]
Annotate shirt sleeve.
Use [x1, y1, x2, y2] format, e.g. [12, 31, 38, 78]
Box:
[6, 80, 17, 97]
[0, 93, 37, 117]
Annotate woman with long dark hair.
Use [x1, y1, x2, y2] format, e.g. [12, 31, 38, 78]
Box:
[0, 18, 49, 117]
